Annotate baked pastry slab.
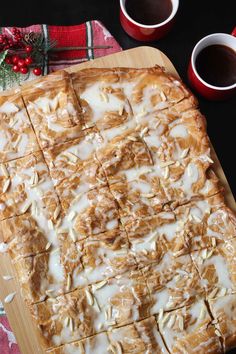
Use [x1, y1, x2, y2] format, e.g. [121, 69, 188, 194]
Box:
[191, 238, 236, 298]
[32, 270, 151, 349]
[142, 252, 205, 314]
[108, 316, 169, 354]
[22, 71, 84, 149]
[47, 332, 111, 354]
[0, 151, 60, 221]
[158, 299, 222, 353]
[209, 293, 236, 351]
[0, 93, 40, 163]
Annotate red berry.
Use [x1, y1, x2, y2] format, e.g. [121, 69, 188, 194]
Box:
[33, 67, 42, 76]
[17, 58, 25, 67]
[12, 55, 20, 64]
[25, 45, 33, 54]
[25, 56, 33, 65]
[20, 66, 28, 74]
[12, 65, 20, 73]
[5, 56, 12, 64]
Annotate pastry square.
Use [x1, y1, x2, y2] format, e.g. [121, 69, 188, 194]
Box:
[142, 252, 204, 314]
[47, 332, 111, 354]
[0, 93, 39, 163]
[22, 71, 84, 148]
[175, 194, 236, 252]
[89, 269, 151, 329]
[96, 130, 153, 185]
[158, 300, 222, 353]
[31, 288, 96, 348]
[108, 316, 169, 354]
[191, 238, 236, 297]
[137, 108, 210, 163]
[124, 211, 188, 264]
[109, 179, 168, 220]
[58, 227, 136, 289]
[0, 209, 59, 260]
[0, 151, 60, 221]
[43, 128, 107, 208]
[160, 155, 221, 207]
[209, 294, 236, 351]
[13, 250, 65, 304]
[32, 270, 151, 348]
[118, 67, 193, 115]
[57, 185, 120, 239]
[72, 68, 136, 135]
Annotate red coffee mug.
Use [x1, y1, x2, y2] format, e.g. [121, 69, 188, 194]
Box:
[188, 29, 236, 100]
[119, 0, 179, 42]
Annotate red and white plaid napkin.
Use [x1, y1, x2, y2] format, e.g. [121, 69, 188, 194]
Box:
[0, 20, 122, 353]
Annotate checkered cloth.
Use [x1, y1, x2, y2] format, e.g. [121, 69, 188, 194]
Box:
[0, 20, 122, 353]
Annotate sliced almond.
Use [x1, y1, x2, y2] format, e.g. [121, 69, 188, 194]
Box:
[158, 308, 164, 322]
[4, 292, 16, 303]
[66, 274, 71, 291]
[140, 126, 149, 137]
[68, 211, 76, 221]
[180, 148, 190, 159]
[127, 135, 138, 142]
[178, 315, 184, 331]
[64, 316, 70, 327]
[2, 275, 14, 281]
[208, 288, 218, 299]
[92, 280, 108, 291]
[45, 242, 51, 251]
[205, 156, 214, 164]
[48, 220, 54, 230]
[100, 92, 109, 103]
[115, 342, 123, 354]
[212, 237, 216, 247]
[2, 179, 11, 193]
[21, 201, 32, 213]
[167, 314, 176, 328]
[118, 105, 124, 116]
[53, 205, 61, 220]
[1, 164, 9, 178]
[69, 228, 77, 242]
[160, 161, 175, 168]
[160, 91, 167, 101]
[69, 317, 74, 331]
[85, 289, 94, 306]
[199, 306, 206, 320]
[215, 329, 221, 337]
[164, 166, 169, 179]
[79, 342, 85, 354]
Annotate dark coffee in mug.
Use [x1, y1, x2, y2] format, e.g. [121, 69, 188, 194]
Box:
[195, 44, 236, 87]
[125, 0, 173, 26]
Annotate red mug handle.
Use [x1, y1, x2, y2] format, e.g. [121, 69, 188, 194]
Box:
[231, 26, 236, 37]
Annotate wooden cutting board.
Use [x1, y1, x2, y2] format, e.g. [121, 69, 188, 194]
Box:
[0, 46, 235, 354]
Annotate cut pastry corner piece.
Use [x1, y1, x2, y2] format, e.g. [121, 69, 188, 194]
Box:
[46, 331, 111, 354]
[21, 70, 84, 149]
[31, 269, 151, 349]
[191, 237, 236, 300]
[208, 293, 236, 352]
[108, 316, 169, 354]
[0, 151, 61, 222]
[0, 92, 40, 163]
[13, 249, 65, 304]
[142, 251, 205, 314]
[157, 299, 223, 354]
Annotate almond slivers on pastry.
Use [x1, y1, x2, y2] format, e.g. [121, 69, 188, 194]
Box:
[1, 66, 236, 353]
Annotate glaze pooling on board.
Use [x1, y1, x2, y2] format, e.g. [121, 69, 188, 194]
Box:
[1, 66, 236, 353]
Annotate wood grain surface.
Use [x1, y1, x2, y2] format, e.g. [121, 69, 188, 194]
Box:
[0, 46, 235, 354]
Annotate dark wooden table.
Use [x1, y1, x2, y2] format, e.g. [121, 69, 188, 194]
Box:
[1, 0, 236, 196]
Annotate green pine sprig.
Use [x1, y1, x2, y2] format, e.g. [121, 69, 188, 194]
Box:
[0, 50, 21, 90]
